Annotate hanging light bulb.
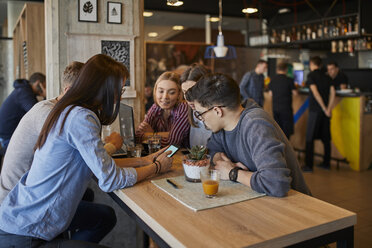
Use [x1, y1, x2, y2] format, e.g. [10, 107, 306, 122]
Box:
[204, 0, 236, 59]
[213, 0, 228, 57]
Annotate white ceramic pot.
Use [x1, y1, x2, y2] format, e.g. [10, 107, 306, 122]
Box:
[182, 155, 210, 182]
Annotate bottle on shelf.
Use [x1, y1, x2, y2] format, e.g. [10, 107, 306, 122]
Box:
[291, 26, 297, 41]
[347, 18, 352, 34]
[270, 29, 277, 44]
[331, 41, 337, 53]
[296, 26, 301, 41]
[306, 25, 312, 40]
[323, 21, 328, 38]
[338, 40, 344, 53]
[343, 40, 348, 52]
[302, 25, 307, 40]
[317, 23, 323, 38]
[335, 18, 341, 36]
[329, 20, 335, 37]
[311, 25, 317, 39]
[281, 29, 286, 43]
[354, 16, 359, 34]
[286, 29, 291, 43]
[347, 39, 353, 53]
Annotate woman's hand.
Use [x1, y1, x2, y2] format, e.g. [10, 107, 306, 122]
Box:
[144, 146, 168, 164]
[137, 122, 154, 133]
[155, 150, 173, 174]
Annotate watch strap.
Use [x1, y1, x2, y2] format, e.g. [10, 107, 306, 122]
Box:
[229, 167, 242, 182]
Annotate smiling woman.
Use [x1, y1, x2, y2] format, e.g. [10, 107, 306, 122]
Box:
[135, 71, 190, 147]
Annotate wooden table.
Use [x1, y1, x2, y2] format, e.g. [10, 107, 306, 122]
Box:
[110, 153, 356, 248]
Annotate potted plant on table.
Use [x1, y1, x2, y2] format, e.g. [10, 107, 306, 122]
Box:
[182, 145, 210, 182]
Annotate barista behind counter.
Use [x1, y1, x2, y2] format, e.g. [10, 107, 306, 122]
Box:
[327, 62, 348, 90]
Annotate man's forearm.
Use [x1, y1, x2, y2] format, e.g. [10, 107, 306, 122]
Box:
[327, 87, 336, 110]
[114, 157, 150, 168]
[237, 170, 253, 188]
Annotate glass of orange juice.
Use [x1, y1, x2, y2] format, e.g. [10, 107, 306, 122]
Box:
[200, 170, 220, 198]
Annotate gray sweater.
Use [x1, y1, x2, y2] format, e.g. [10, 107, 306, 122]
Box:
[0, 99, 56, 204]
[207, 100, 311, 197]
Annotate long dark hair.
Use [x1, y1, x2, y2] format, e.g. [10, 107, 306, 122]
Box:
[180, 63, 208, 127]
[35, 54, 129, 150]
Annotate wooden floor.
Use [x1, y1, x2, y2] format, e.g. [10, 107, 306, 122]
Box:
[302, 163, 372, 248]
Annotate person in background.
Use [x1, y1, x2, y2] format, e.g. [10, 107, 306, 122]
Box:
[268, 62, 297, 139]
[136, 71, 190, 147]
[144, 83, 154, 113]
[186, 73, 310, 197]
[180, 63, 212, 147]
[0, 54, 173, 247]
[327, 61, 348, 90]
[303, 56, 336, 172]
[0, 73, 46, 156]
[239, 59, 268, 107]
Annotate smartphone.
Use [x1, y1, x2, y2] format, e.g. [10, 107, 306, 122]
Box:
[164, 145, 179, 157]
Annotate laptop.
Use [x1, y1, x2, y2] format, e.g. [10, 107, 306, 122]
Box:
[111, 103, 136, 157]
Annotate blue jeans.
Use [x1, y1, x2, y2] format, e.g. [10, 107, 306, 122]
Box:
[0, 201, 116, 247]
[68, 201, 117, 243]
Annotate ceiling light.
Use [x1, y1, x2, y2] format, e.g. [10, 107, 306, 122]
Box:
[172, 25, 184, 30]
[148, 32, 158, 37]
[242, 8, 258, 14]
[209, 17, 220, 22]
[143, 11, 153, 17]
[278, 8, 290, 14]
[167, 0, 184, 7]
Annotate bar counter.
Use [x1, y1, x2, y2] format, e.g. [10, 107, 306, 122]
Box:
[263, 89, 372, 171]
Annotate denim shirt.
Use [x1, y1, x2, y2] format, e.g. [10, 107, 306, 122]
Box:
[0, 106, 137, 240]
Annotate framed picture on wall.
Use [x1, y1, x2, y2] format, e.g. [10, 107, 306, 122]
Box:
[107, 2, 122, 24]
[78, 0, 98, 22]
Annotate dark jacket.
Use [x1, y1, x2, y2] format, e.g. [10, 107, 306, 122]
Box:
[0, 79, 38, 140]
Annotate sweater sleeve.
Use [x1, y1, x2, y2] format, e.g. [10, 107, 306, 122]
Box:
[161, 103, 190, 146]
[207, 133, 225, 163]
[244, 118, 292, 197]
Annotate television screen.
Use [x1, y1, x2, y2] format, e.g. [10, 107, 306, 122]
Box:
[294, 70, 304, 86]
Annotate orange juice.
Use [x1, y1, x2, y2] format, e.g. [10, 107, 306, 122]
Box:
[202, 180, 219, 196]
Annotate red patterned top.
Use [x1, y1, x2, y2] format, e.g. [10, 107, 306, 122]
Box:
[136, 102, 190, 147]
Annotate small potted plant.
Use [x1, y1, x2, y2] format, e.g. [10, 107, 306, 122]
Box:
[182, 145, 210, 182]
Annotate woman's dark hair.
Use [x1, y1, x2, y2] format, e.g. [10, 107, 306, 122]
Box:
[180, 63, 208, 127]
[35, 54, 129, 150]
[186, 73, 241, 110]
[180, 63, 208, 84]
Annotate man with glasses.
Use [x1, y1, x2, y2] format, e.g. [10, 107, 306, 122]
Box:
[186, 73, 310, 197]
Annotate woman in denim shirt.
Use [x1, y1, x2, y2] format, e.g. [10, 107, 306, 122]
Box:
[0, 54, 173, 247]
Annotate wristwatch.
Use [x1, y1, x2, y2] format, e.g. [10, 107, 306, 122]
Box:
[229, 167, 242, 182]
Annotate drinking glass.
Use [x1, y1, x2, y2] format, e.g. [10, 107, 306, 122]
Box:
[200, 170, 220, 198]
[133, 144, 142, 157]
[148, 135, 161, 154]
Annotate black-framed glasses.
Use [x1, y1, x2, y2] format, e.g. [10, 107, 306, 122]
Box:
[194, 106, 225, 120]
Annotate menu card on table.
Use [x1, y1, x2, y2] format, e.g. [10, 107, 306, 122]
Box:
[151, 176, 265, 212]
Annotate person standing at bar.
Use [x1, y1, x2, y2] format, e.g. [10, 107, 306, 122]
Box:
[239, 60, 268, 107]
[303, 56, 336, 172]
[327, 61, 348, 90]
[268, 62, 297, 139]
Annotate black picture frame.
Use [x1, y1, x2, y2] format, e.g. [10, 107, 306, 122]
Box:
[78, 0, 98, 23]
[107, 2, 122, 24]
